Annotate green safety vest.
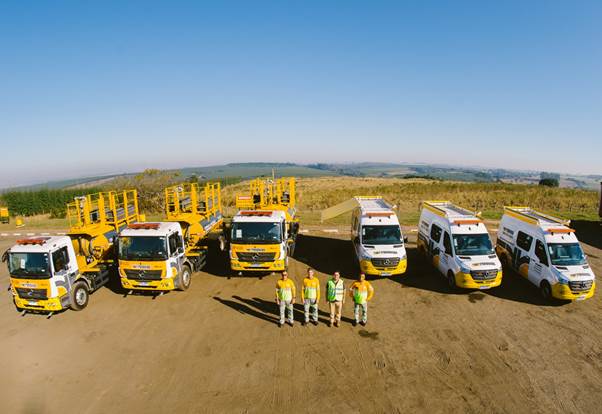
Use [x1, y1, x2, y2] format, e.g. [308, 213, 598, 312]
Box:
[327, 279, 344, 302]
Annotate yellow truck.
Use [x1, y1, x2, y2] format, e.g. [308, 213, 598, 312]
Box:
[228, 177, 299, 274]
[2, 190, 140, 315]
[0, 207, 8, 224]
[118, 182, 223, 293]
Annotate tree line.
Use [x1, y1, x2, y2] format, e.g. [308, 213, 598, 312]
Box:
[0, 188, 101, 218]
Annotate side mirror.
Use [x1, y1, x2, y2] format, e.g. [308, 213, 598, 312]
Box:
[218, 235, 227, 252]
[403, 236, 409, 243]
[353, 237, 359, 244]
[1, 250, 8, 263]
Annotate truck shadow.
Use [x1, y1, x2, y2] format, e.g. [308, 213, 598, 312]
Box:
[213, 295, 354, 326]
[571, 220, 602, 250]
[294, 234, 358, 276]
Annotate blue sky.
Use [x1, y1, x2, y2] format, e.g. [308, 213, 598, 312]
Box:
[1, 0, 601, 187]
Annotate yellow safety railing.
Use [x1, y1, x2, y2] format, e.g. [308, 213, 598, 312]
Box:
[67, 190, 139, 232]
[165, 182, 222, 220]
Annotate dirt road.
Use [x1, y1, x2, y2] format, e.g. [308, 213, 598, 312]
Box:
[1, 223, 601, 413]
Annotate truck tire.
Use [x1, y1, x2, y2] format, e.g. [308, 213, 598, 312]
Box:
[540, 280, 552, 301]
[70, 282, 89, 311]
[177, 265, 192, 291]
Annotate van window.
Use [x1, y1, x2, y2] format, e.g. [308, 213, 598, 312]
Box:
[443, 232, 453, 255]
[516, 231, 533, 252]
[534, 240, 548, 266]
[52, 247, 69, 273]
[430, 224, 442, 243]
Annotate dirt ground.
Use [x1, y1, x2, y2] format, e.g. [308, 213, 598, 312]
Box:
[1, 222, 601, 414]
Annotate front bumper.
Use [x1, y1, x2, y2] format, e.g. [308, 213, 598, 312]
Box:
[230, 258, 286, 272]
[454, 270, 503, 289]
[14, 294, 67, 312]
[360, 258, 407, 276]
[120, 276, 176, 291]
[552, 281, 595, 301]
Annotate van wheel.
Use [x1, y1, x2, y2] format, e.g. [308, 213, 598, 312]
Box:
[177, 265, 192, 291]
[447, 271, 457, 291]
[540, 280, 552, 301]
[70, 282, 89, 311]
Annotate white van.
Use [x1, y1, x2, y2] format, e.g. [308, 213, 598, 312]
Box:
[322, 197, 407, 276]
[418, 201, 502, 289]
[496, 207, 596, 301]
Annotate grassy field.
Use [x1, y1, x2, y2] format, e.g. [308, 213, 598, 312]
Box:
[4, 177, 599, 230]
[224, 176, 600, 225]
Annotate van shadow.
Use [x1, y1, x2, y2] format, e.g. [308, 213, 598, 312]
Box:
[213, 295, 354, 325]
[571, 220, 602, 250]
[294, 234, 358, 276]
[486, 269, 567, 307]
[388, 247, 466, 295]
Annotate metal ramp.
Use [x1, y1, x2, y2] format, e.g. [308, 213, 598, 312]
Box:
[321, 196, 394, 222]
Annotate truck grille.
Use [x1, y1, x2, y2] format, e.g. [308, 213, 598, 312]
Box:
[371, 257, 400, 268]
[470, 269, 498, 281]
[16, 287, 48, 300]
[236, 252, 276, 262]
[569, 280, 593, 293]
[124, 269, 163, 281]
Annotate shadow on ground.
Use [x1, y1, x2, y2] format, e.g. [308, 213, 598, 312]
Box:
[571, 220, 602, 250]
[293, 234, 358, 276]
[213, 295, 355, 325]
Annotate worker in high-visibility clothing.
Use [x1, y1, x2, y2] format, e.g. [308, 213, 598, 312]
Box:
[275, 271, 296, 327]
[326, 271, 345, 327]
[349, 273, 374, 326]
[301, 267, 320, 326]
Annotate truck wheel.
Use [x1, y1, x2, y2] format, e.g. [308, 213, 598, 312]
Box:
[70, 282, 89, 311]
[540, 280, 552, 301]
[177, 265, 191, 291]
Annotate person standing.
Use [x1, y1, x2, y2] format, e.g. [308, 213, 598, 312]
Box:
[349, 273, 374, 326]
[326, 271, 345, 327]
[275, 271, 296, 327]
[301, 267, 320, 326]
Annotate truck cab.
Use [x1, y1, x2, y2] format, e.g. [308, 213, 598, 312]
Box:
[418, 201, 502, 289]
[497, 207, 596, 301]
[4, 237, 93, 312]
[229, 210, 291, 272]
[118, 222, 192, 291]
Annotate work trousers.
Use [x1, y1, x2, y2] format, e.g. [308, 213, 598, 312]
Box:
[304, 299, 318, 322]
[279, 300, 293, 324]
[329, 301, 342, 323]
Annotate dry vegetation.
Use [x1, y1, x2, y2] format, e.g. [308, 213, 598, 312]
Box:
[223, 176, 600, 225]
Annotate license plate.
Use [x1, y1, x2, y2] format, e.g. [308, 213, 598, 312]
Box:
[249, 263, 264, 267]
[28, 301, 38, 305]
[479, 286, 491, 290]
[137, 282, 150, 286]
[380, 273, 391, 276]
[576, 295, 586, 301]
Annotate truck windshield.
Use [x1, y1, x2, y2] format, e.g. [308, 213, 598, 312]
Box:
[8, 252, 51, 279]
[231, 222, 282, 244]
[548, 243, 586, 266]
[118, 236, 168, 261]
[362, 225, 402, 245]
[453, 233, 494, 256]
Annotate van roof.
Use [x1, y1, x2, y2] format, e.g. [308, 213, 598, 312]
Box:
[355, 197, 394, 214]
[10, 236, 70, 253]
[503, 206, 571, 230]
[422, 201, 479, 220]
[233, 210, 286, 223]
